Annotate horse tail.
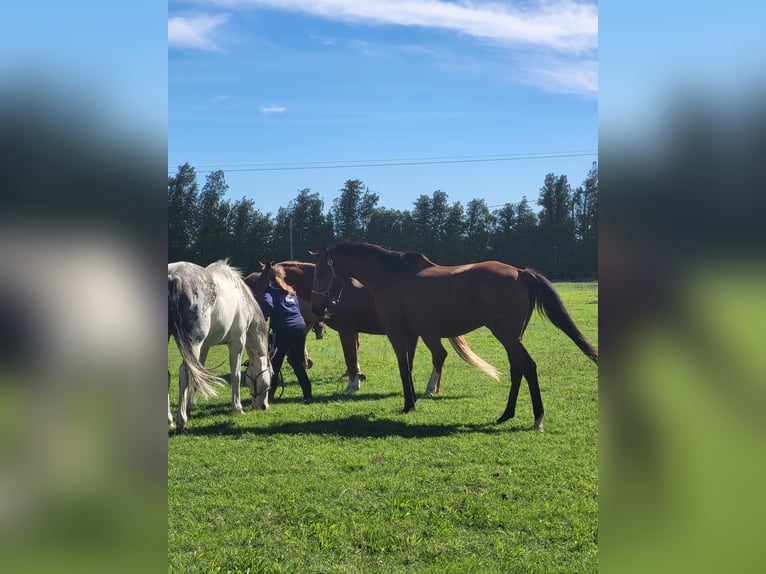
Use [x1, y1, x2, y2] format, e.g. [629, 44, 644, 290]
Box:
[519, 269, 599, 364]
[167, 275, 225, 400]
[448, 336, 501, 381]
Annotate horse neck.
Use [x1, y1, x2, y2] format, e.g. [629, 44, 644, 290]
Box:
[284, 264, 314, 301]
[334, 250, 386, 290]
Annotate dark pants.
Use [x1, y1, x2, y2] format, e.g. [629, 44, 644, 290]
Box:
[270, 325, 312, 400]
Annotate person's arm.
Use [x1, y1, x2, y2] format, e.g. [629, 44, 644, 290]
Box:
[258, 290, 274, 319]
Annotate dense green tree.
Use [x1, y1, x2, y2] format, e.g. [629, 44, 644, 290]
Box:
[196, 170, 230, 264]
[464, 198, 494, 262]
[167, 164, 598, 277]
[573, 162, 598, 272]
[168, 162, 199, 262]
[514, 196, 540, 266]
[367, 207, 409, 250]
[331, 179, 379, 241]
[441, 201, 467, 264]
[537, 173, 575, 275]
[272, 189, 332, 262]
[226, 198, 274, 273]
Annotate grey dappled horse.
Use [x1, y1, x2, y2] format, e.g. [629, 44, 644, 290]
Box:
[168, 260, 271, 431]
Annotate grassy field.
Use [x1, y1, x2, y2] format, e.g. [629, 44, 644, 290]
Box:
[168, 282, 598, 573]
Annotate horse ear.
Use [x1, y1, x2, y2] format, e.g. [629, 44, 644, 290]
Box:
[308, 250, 317, 257]
[259, 261, 266, 270]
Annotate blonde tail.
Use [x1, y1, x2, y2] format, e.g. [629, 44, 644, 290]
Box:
[448, 336, 500, 381]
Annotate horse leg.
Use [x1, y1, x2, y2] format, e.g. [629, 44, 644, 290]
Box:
[496, 338, 543, 430]
[340, 328, 362, 393]
[422, 336, 447, 397]
[247, 353, 272, 411]
[167, 370, 173, 427]
[176, 362, 191, 431]
[303, 322, 313, 369]
[176, 343, 205, 430]
[497, 364, 523, 424]
[229, 341, 245, 414]
[389, 333, 418, 413]
[355, 333, 365, 380]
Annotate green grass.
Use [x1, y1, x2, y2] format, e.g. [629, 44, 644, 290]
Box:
[168, 282, 598, 573]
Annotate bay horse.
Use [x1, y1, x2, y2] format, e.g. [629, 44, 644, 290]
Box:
[311, 242, 598, 430]
[168, 260, 272, 431]
[255, 260, 499, 395]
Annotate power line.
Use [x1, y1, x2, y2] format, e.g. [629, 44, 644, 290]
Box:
[168, 150, 597, 175]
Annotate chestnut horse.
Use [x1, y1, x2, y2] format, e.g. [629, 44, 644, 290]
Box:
[252, 260, 499, 394]
[311, 242, 598, 430]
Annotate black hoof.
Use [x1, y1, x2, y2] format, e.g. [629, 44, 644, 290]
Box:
[306, 359, 313, 369]
[496, 412, 513, 424]
[403, 404, 416, 414]
[358, 372, 367, 381]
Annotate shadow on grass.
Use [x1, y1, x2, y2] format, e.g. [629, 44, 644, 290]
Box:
[174, 412, 535, 439]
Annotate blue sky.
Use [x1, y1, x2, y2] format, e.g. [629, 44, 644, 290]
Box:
[169, 0, 597, 216]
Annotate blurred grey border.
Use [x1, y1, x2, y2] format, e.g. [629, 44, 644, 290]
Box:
[1, 2, 166, 572]
[601, 3, 766, 573]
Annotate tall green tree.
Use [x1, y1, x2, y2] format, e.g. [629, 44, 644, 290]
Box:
[537, 173, 575, 275]
[573, 161, 598, 272]
[196, 170, 230, 264]
[168, 162, 199, 262]
[411, 194, 433, 255]
[464, 198, 494, 262]
[330, 179, 379, 241]
[272, 189, 332, 262]
[226, 198, 274, 273]
[366, 207, 413, 251]
[441, 201, 467, 264]
[514, 196, 540, 266]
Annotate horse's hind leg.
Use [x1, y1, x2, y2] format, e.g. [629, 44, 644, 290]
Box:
[168, 370, 174, 427]
[496, 338, 543, 430]
[422, 336, 447, 396]
[497, 364, 523, 424]
[176, 362, 191, 431]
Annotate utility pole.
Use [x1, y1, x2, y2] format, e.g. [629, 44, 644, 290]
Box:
[289, 214, 294, 260]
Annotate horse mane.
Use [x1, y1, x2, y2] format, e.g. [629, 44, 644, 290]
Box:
[331, 241, 435, 272]
[207, 259, 259, 308]
[207, 258, 241, 278]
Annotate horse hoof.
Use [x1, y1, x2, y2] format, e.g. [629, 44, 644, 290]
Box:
[496, 413, 513, 424]
[403, 404, 416, 414]
[306, 359, 313, 369]
[358, 373, 367, 381]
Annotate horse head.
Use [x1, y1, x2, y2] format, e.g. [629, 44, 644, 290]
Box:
[310, 248, 335, 319]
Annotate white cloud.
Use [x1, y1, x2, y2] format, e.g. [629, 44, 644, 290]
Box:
[168, 14, 229, 51]
[261, 106, 286, 113]
[209, 0, 597, 54]
[523, 57, 598, 97]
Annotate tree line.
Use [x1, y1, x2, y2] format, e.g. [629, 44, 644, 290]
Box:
[168, 161, 597, 279]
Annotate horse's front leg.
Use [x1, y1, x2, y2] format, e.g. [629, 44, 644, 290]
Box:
[389, 333, 418, 413]
[229, 341, 245, 414]
[247, 353, 272, 411]
[340, 328, 362, 393]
